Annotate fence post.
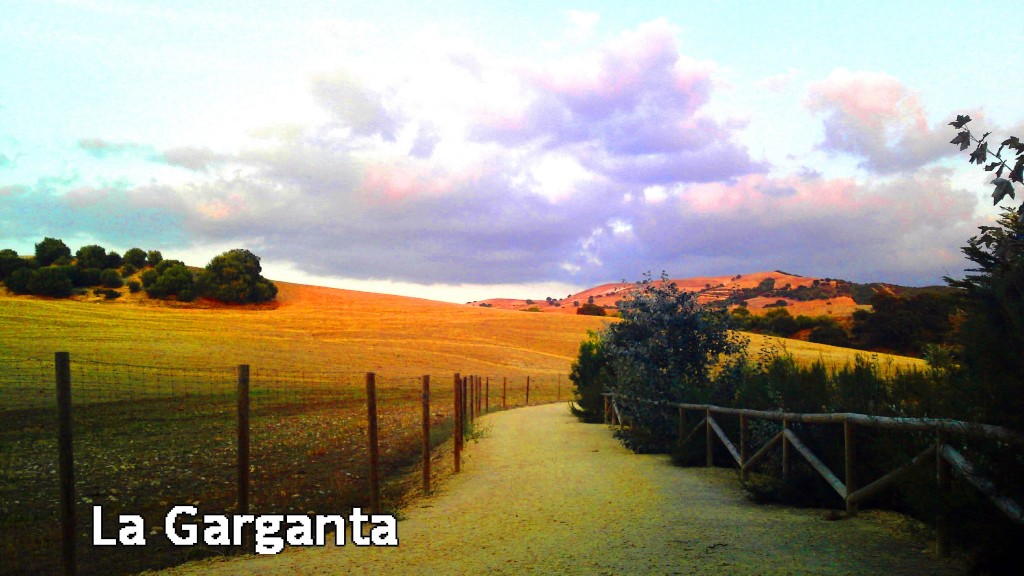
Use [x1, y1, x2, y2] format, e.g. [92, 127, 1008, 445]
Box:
[461, 377, 468, 435]
[422, 375, 431, 494]
[453, 373, 462, 473]
[469, 376, 475, 423]
[502, 377, 507, 409]
[845, 420, 857, 517]
[55, 352, 76, 576]
[740, 413, 749, 481]
[706, 408, 714, 467]
[365, 373, 380, 514]
[476, 376, 481, 416]
[237, 365, 250, 537]
[526, 376, 530, 406]
[485, 377, 489, 414]
[782, 419, 791, 479]
[936, 430, 950, 558]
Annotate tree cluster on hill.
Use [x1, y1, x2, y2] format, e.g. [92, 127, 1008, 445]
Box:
[0, 238, 276, 304]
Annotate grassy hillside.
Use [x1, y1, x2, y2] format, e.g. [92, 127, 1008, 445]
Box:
[0, 281, 609, 376]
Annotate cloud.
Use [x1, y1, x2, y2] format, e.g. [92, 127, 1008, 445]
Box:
[78, 138, 152, 158]
[0, 153, 10, 168]
[159, 146, 227, 172]
[805, 69, 956, 173]
[6, 21, 986, 291]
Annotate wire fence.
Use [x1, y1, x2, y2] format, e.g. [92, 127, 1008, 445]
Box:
[0, 354, 568, 576]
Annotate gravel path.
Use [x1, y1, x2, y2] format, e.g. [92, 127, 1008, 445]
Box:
[153, 404, 963, 575]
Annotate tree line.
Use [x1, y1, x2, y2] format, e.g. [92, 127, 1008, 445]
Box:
[0, 238, 277, 304]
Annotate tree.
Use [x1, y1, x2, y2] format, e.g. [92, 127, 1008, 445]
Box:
[75, 244, 108, 269]
[146, 262, 195, 300]
[943, 116, 1024, 572]
[599, 273, 746, 451]
[123, 247, 148, 268]
[35, 237, 70, 266]
[147, 250, 163, 267]
[197, 248, 277, 304]
[569, 332, 614, 423]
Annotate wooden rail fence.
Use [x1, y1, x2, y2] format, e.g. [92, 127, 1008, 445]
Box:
[603, 393, 1024, 558]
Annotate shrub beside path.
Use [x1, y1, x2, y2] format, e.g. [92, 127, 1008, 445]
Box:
[155, 403, 963, 575]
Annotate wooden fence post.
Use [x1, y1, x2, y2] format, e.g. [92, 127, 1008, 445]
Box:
[461, 377, 468, 435]
[845, 420, 857, 516]
[740, 413, 749, 482]
[237, 365, 250, 526]
[55, 352, 75, 576]
[526, 376, 530, 406]
[706, 408, 714, 467]
[782, 419, 791, 479]
[365, 373, 380, 514]
[476, 376, 482, 416]
[936, 430, 950, 557]
[421, 375, 430, 494]
[453, 373, 462, 473]
[485, 377, 489, 414]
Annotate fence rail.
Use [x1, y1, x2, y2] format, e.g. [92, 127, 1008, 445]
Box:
[0, 352, 566, 576]
[603, 393, 1024, 558]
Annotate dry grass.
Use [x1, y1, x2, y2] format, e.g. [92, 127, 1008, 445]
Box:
[0, 282, 610, 375]
[740, 332, 927, 373]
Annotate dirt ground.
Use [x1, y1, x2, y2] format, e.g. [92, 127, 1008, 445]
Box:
[149, 404, 964, 575]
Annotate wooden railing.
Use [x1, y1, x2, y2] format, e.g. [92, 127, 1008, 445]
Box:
[603, 394, 1024, 558]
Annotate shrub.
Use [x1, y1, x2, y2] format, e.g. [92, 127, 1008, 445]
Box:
[34, 237, 71, 266]
[601, 273, 746, 452]
[576, 302, 606, 316]
[196, 248, 277, 304]
[140, 269, 158, 288]
[105, 251, 123, 269]
[123, 247, 148, 268]
[127, 280, 141, 293]
[68, 267, 102, 287]
[147, 250, 163, 267]
[569, 332, 614, 423]
[4, 268, 34, 294]
[27, 267, 73, 297]
[147, 263, 195, 299]
[99, 268, 124, 288]
[0, 249, 28, 281]
[808, 324, 851, 347]
[155, 259, 185, 275]
[75, 244, 108, 270]
[121, 263, 138, 277]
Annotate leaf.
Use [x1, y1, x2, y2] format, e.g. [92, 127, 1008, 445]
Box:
[949, 114, 972, 129]
[950, 130, 972, 151]
[1011, 156, 1024, 183]
[970, 142, 988, 165]
[984, 161, 1001, 172]
[991, 177, 1016, 205]
[1002, 136, 1023, 153]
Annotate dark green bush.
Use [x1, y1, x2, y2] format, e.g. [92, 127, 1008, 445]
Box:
[123, 247, 148, 268]
[146, 263, 195, 299]
[75, 244, 108, 270]
[127, 280, 141, 293]
[140, 269, 158, 288]
[196, 248, 277, 304]
[0, 249, 28, 281]
[26, 267, 73, 297]
[568, 332, 613, 423]
[120, 263, 138, 277]
[34, 237, 71, 266]
[99, 268, 124, 288]
[147, 250, 163, 267]
[4, 268, 34, 294]
[575, 302, 606, 316]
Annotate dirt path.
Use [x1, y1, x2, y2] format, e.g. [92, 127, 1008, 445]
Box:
[153, 404, 963, 575]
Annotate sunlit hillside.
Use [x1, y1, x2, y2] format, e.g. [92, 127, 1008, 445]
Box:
[0, 282, 609, 376]
[0, 281, 925, 376]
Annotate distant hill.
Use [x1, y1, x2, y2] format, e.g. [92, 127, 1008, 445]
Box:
[469, 271, 955, 325]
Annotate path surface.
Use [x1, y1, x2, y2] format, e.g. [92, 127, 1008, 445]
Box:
[154, 404, 963, 575]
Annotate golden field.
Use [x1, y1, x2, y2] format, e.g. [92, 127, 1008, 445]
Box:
[0, 281, 925, 376]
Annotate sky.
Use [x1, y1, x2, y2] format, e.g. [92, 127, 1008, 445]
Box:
[2, 0, 1022, 303]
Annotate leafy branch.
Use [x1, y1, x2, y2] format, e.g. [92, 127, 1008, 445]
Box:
[949, 114, 1024, 206]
